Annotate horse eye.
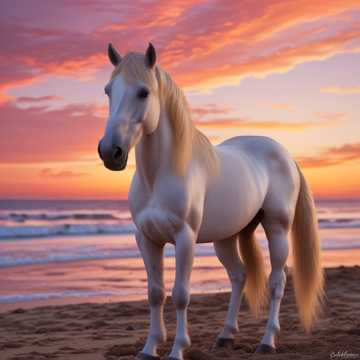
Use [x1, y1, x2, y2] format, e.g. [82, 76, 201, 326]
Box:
[137, 87, 149, 99]
[104, 85, 111, 96]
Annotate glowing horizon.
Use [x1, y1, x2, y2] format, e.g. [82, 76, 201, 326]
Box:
[0, 1, 359, 200]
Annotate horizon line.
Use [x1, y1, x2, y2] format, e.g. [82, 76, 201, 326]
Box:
[0, 197, 359, 202]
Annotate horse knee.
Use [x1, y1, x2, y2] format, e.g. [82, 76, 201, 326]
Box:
[172, 284, 190, 309]
[148, 284, 166, 306]
[229, 271, 245, 287]
[228, 271, 245, 284]
[269, 270, 286, 299]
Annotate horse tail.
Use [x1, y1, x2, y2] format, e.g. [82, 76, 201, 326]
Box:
[239, 209, 268, 317]
[291, 164, 324, 331]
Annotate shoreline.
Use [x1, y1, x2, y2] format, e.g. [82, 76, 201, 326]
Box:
[0, 266, 359, 359]
[1, 246, 360, 312]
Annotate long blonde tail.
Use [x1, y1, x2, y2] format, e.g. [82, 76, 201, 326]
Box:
[291, 164, 324, 331]
[239, 210, 267, 317]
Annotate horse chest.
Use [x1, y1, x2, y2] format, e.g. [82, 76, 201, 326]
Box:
[129, 166, 204, 244]
[135, 206, 184, 244]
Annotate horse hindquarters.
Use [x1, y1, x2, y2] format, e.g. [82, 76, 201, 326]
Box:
[255, 156, 297, 351]
[257, 163, 323, 352]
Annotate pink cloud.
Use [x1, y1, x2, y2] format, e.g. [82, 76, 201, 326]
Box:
[0, 0, 359, 99]
[16, 95, 63, 103]
[0, 101, 104, 163]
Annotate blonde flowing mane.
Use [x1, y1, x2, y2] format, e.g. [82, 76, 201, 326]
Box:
[111, 52, 218, 175]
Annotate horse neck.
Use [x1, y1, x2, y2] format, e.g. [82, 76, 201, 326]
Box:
[135, 107, 174, 188]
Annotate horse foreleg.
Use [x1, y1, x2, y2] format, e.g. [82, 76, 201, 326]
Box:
[136, 232, 166, 359]
[257, 224, 289, 354]
[169, 224, 195, 360]
[214, 235, 245, 348]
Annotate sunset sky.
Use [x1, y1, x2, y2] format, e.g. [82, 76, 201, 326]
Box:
[0, 0, 359, 199]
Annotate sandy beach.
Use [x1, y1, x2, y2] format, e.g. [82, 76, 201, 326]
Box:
[0, 265, 359, 360]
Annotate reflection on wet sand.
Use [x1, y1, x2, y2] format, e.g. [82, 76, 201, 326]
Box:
[1, 247, 360, 312]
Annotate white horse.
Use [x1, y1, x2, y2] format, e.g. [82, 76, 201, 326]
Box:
[98, 43, 324, 360]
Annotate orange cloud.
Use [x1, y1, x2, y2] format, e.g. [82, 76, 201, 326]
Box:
[42, 54, 105, 78]
[258, 102, 295, 112]
[198, 120, 323, 131]
[0, 92, 11, 104]
[0, 161, 132, 199]
[175, 26, 360, 89]
[99, 0, 196, 32]
[16, 95, 63, 104]
[162, 0, 360, 68]
[321, 86, 360, 94]
[298, 142, 360, 168]
[40, 168, 88, 178]
[0, 77, 42, 104]
[195, 112, 346, 131]
[191, 104, 233, 117]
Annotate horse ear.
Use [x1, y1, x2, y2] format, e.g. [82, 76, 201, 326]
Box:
[108, 43, 122, 66]
[145, 43, 156, 68]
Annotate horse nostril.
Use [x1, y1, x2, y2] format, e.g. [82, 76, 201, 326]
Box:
[97, 141, 103, 160]
[113, 146, 123, 161]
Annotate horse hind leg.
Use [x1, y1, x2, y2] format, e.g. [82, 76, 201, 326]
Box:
[214, 209, 265, 348]
[256, 218, 289, 354]
[214, 235, 245, 348]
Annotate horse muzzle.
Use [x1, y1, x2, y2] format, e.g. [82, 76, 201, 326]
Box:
[98, 140, 129, 171]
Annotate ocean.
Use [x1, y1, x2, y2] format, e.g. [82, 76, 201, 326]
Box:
[0, 198, 359, 310]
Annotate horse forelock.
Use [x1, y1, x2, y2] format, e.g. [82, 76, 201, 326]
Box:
[110, 52, 157, 89]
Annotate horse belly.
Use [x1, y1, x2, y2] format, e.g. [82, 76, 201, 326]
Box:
[197, 148, 268, 243]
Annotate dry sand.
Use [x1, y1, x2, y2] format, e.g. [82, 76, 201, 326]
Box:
[0, 266, 359, 360]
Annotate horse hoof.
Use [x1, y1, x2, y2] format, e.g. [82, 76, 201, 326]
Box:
[136, 352, 161, 360]
[255, 344, 276, 354]
[216, 337, 235, 349]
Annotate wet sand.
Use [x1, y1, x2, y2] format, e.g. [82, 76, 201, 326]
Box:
[1, 246, 360, 313]
[0, 266, 359, 360]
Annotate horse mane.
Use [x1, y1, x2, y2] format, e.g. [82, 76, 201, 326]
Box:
[111, 52, 218, 176]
